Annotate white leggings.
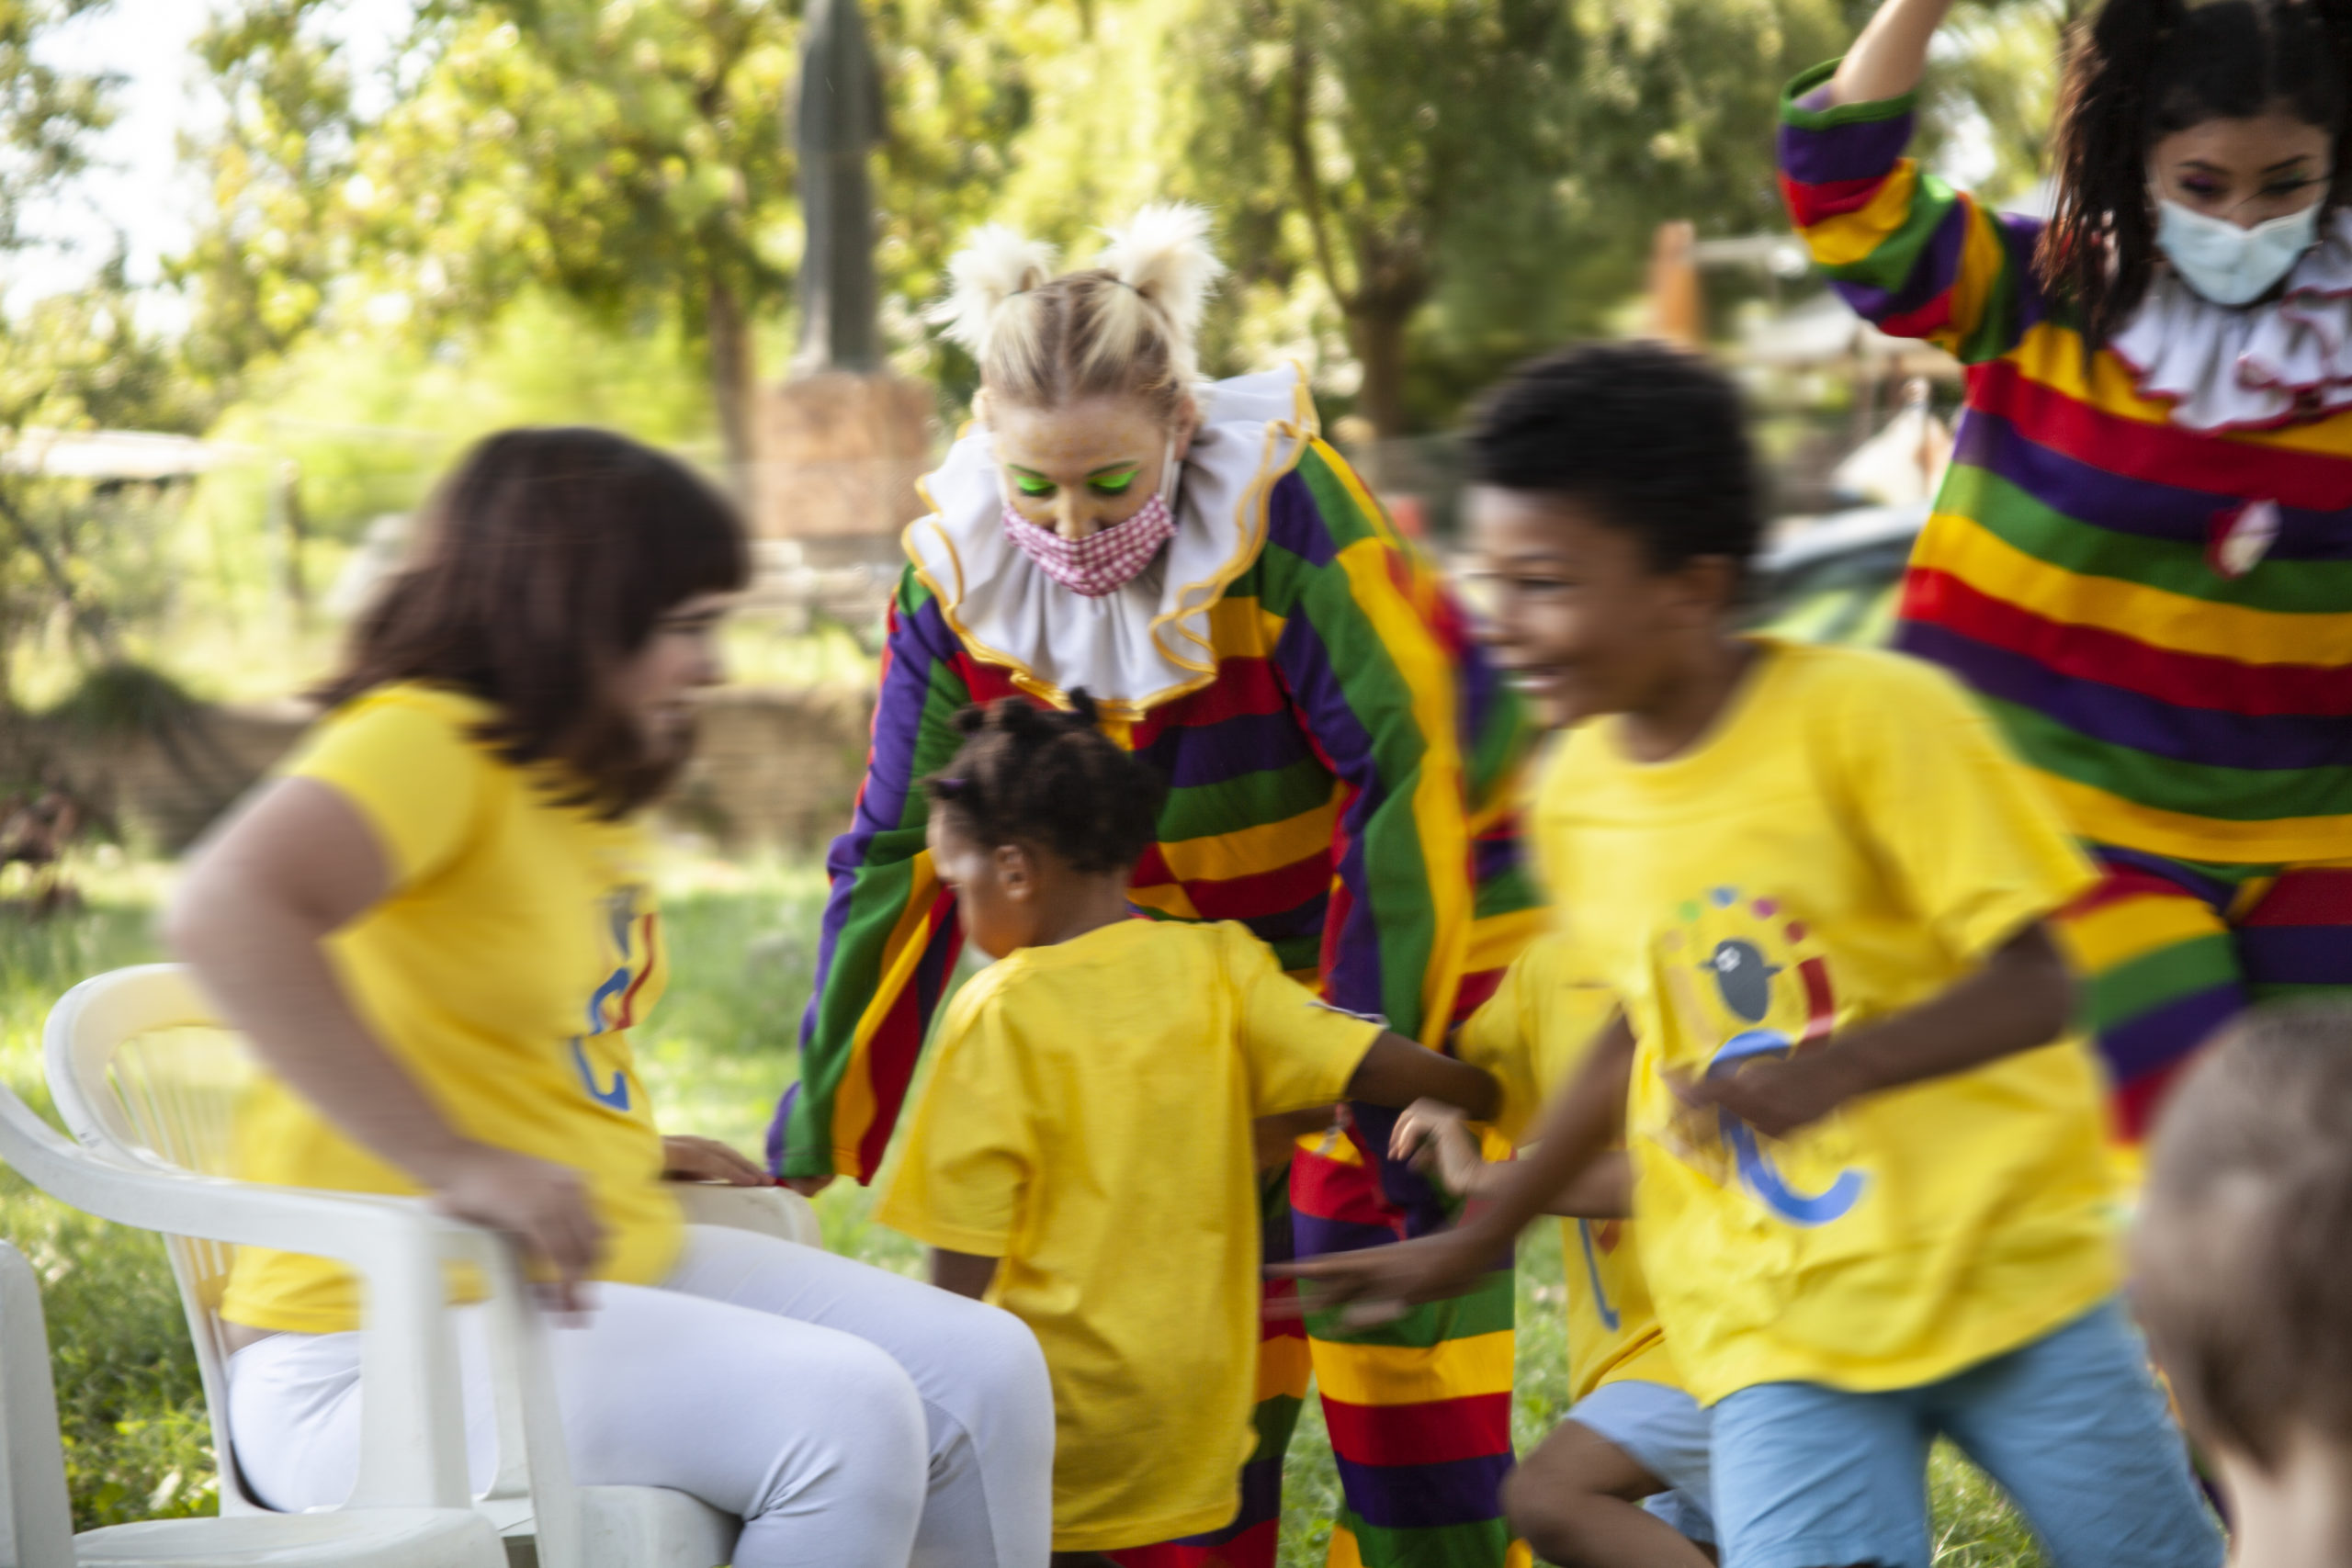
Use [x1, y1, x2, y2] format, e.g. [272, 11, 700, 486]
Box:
[225, 1225, 1055, 1568]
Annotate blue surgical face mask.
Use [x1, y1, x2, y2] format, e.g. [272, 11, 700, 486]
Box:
[2154, 196, 2324, 306]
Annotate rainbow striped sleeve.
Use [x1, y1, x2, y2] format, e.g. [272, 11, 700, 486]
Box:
[1778, 59, 2044, 365]
[1256, 441, 1490, 1044]
[769, 571, 971, 1183]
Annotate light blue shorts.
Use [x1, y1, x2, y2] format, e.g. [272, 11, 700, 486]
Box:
[1569, 1376, 1716, 1546]
[1710, 1298, 2224, 1568]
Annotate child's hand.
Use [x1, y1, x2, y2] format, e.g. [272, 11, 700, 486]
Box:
[1270, 1227, 1493, 1326]
[1390, 1099, 1487, 1196]
[1671, 1048, 1868, 1140]
[659, 1134, 770, 1186]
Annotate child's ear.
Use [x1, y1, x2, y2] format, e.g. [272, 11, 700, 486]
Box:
[1669, 554, 1743, 622]
[993, 842, 1035, 901]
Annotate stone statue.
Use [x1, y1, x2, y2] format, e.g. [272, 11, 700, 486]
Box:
[793, 0, 885, 374]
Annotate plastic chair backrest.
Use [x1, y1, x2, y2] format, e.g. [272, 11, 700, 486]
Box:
[44, 965, 275, 1517]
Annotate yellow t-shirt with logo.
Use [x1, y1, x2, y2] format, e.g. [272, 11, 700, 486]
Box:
[876, 919, 1380, 1553]
[1533, 640, 2118, 1406]
[1456, 935, 1679, 1403]
[220, 682, 684, 1335]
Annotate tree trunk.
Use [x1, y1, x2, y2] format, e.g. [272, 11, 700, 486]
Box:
[1351, 303, 1413, 442]
[707, 270, 758, 499]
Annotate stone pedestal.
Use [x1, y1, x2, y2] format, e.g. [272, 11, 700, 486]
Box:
[751, 370, 936, 542]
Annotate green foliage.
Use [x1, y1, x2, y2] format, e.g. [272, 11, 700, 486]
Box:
[0, 0, 118, 253]
[170, 0, 359, 389]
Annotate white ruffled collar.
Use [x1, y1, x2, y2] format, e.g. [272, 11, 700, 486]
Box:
[2110, 211, 2352, 432]
[904, 365, 1318, 719]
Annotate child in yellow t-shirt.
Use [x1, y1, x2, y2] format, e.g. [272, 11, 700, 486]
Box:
[876, 694, 1502, 1566]
[1402, 933, 1714, 1565]
[1283, 343, 2222, 1568]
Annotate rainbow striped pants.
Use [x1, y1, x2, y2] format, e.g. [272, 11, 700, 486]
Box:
[1111, 1117, 1520, 1568]
[2062, 847, 2352, 1142]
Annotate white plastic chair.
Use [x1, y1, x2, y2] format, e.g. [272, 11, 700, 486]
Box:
[0, 1066, 503, 1563]
[41, 964, 825, 1568]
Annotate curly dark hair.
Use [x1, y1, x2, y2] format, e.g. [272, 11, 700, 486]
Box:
[922, 691, 1166, 874]
[2045, 0, 2352, 350]
[316, 427, 748, 819]
[1465, 341, 1762, 576]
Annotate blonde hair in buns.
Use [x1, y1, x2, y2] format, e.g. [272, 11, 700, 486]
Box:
[928, 202, 1226, 425]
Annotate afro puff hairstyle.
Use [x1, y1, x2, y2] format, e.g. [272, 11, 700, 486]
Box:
[922, 690, 1166, 875]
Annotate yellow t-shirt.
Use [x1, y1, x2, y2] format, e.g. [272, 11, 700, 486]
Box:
[876, 919, 1380, 1553]
[1533, 640, 2118, 1406]
[1456, 934, 1679, 1402]
[220, 683, 684, 1335]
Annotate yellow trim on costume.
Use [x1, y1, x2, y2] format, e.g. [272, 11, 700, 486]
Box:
[1801, 162, 1922, 266]
[2035, 769, 2352, 864]
[2061, 889, 2225, 972]
[1919, 511, 2352, 666]
[1157, 806, 1340, 885]
[1328, 1528, 1364, 1568]
[1256, 1333, 1313, 1402]
[1333, 536, 1472, 1043]
[833, 850, 943, 1168]
[1310, 1330, 1517, 1406]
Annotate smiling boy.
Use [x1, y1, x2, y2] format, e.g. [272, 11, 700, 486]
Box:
[1283, 343, 2222, 1568]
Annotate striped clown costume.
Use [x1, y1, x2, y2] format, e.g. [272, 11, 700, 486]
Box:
[768, 366, 1545, 1567]
[1781, 62, 2352, 1142]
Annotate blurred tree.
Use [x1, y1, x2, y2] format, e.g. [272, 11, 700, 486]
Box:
[0, 0, 117, 252]
[349, 0, 797, 482]
[169, 0, 357, 391]
[1159, 0, 1874, 436]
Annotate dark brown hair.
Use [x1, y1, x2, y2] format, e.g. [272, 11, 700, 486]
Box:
[923, 691, 1165, 875]
[317, 427, 748, 818]
[2134, 1002, 2352, 1471]
[2043, 0, 2352, 349]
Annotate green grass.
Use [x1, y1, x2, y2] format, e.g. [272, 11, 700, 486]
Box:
[0, 862, 2044, 1562]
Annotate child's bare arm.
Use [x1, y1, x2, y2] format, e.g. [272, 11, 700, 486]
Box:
[1347, 1032, 1501, 1122]
[931, 1248, 1000, 1300]
[1275, 1014, 1634, 1315]
[1683, 920, 2074, 1139]
[1545, 1151, 1632, 1218]
[1392, 1100, 1633, 1216]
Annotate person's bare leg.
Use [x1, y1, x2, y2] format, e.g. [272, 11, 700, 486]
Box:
[1503, 1420, 1716, 1568]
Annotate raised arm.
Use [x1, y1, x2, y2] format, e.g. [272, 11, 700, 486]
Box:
[770, 572, 974, 1188]
[1831, 0, 1956, 105]
[1780, 0, 2042, 363]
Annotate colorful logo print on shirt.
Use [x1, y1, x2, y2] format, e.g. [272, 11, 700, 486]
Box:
[1660, 886, 1866, 1227]
[569, 886, 655, 1111]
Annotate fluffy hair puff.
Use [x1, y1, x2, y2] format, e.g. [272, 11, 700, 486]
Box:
[1094, 202, 1227, 384]
[927, 224, 1060, 362]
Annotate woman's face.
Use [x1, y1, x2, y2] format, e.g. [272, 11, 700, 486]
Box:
[987, 392, 1199, 541]
[2150, 110, 2334, 229]
[610, 592, 731, 760]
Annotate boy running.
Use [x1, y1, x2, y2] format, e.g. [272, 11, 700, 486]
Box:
[1281, 344, 2222, 1568]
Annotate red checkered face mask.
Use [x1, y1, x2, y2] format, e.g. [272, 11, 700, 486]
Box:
[1000, 442, 1181, 596]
